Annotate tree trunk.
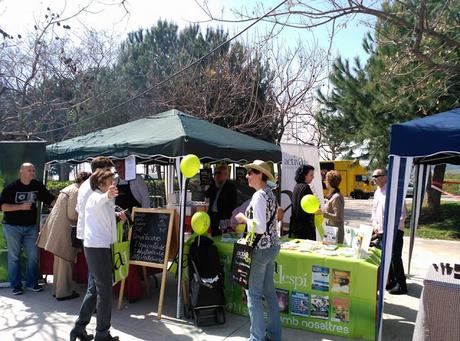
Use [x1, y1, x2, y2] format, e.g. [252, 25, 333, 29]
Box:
[156, 165, 162, 179]
[426, 164, 446, 213]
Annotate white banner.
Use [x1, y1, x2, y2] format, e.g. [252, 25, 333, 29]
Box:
[280, 143, 324, 225]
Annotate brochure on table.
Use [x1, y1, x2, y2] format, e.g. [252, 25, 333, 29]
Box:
[215, 237, 380, 341]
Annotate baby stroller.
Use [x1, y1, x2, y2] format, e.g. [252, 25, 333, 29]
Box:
[185, 235, 226, 326]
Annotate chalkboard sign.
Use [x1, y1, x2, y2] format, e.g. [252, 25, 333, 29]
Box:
[119, 208, 175, 318]
[130, 209, 173, 265]
[200, 168, 213, 186]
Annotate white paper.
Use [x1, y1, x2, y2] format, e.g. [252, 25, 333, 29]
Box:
[358, 224, 374, 252]
[344, 225, 359, 248]
[125, 155, 136, 181]
[323, 225, 338, 245]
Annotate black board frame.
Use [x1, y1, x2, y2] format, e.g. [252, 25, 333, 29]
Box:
[117, 208, 174, 319]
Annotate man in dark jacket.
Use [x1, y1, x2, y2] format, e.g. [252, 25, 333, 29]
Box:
[205, 165, 237, 236]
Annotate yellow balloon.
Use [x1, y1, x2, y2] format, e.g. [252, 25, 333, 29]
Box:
[191, 211, 210, 235]
[235, 223, 246, 234]
[180, 154, 200, 178]
[314, 215, 325, 239]
[301, 194, 320, 214]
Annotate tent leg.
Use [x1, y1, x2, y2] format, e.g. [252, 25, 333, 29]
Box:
[408, 165, 420, 277]
[176, 169, 187, 319]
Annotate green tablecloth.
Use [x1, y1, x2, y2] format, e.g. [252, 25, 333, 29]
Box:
[215, 237, 380, 340]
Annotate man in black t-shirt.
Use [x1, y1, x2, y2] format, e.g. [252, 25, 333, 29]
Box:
[0, 163, 55, 295]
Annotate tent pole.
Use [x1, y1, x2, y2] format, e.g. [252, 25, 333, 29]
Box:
[408, 164, 430, 277]
[176, 158, 187, 319]
[408, 165, 420, 277]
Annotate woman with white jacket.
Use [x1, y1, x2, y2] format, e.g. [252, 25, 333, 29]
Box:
[71, 169, 119, 341]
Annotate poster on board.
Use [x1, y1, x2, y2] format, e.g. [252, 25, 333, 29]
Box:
[280, 143, 324, 228]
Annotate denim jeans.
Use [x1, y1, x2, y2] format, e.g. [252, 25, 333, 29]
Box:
[3, 224, 39, 288]
[246, 246, 281, 341]
[74, 247, 112, 339]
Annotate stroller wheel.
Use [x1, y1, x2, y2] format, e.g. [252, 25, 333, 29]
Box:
[215, 307, 225, 324]
[193, 309, 201, 326]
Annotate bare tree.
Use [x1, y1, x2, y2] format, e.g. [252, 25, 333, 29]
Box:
[199, 0, 460, 74]
[267, 40, 328, 145]
[0, 5, 119, 141]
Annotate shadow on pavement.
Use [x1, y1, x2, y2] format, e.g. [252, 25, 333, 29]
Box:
[382, 282, 422, 341]
[406, 281, 423, 299]
[0, 279, 195, 341]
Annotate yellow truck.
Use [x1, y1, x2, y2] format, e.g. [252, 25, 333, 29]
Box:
[320, 160, 375, 199]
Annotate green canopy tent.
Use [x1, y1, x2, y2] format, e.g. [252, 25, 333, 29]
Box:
[46, 109, 281, 318]
[46, 109, 281, 164]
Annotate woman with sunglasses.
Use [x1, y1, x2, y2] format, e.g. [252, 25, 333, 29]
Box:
[289, 164, 316, 240]
[235, 160, 281, 341]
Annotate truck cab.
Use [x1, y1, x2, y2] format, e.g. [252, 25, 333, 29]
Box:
[320, 160, 375, 199]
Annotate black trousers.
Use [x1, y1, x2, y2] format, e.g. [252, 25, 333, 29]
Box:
[389, 229, 407, 289]
[74, 247, 113, 338]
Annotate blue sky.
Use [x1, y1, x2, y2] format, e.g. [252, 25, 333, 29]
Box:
[1, 0, 373, 63]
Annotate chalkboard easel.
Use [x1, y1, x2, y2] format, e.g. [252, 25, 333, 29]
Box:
[117, 208, 174, 319]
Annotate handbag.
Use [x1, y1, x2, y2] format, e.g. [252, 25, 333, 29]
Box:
[111, 221, 130, 285]
[70, 224, 83, 248]
[230, 192, 277, 289]
[230, 221, 257, 289]
[230, 211, 276, 289]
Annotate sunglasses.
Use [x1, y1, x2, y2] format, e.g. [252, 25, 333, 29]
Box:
[372, 174, 385, 179]
[247, 169, 261, 176]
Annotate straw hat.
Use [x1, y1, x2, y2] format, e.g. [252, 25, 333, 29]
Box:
[244, 160, 275, 182]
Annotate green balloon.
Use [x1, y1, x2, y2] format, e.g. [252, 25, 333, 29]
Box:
[191, 211, 210, 235]
[180, 154, 200, 178]
[300, 194, 320, 214]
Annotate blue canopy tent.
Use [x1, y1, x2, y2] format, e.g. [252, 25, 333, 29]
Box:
[377, 108, 460, 340]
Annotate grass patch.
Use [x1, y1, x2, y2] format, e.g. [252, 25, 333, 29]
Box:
[443, 172, 460, 195]
[410, 201, 460, 240]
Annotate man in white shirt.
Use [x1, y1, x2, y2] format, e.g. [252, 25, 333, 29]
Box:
[371, 168, 408, 295]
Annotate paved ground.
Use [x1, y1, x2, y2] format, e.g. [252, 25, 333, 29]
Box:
[343, 198, 374, 227]
[1, 199, 459, 341]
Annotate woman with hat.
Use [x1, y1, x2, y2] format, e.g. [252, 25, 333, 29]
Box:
[289, 164, 316, 240]
[235, 160, 281, 341]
